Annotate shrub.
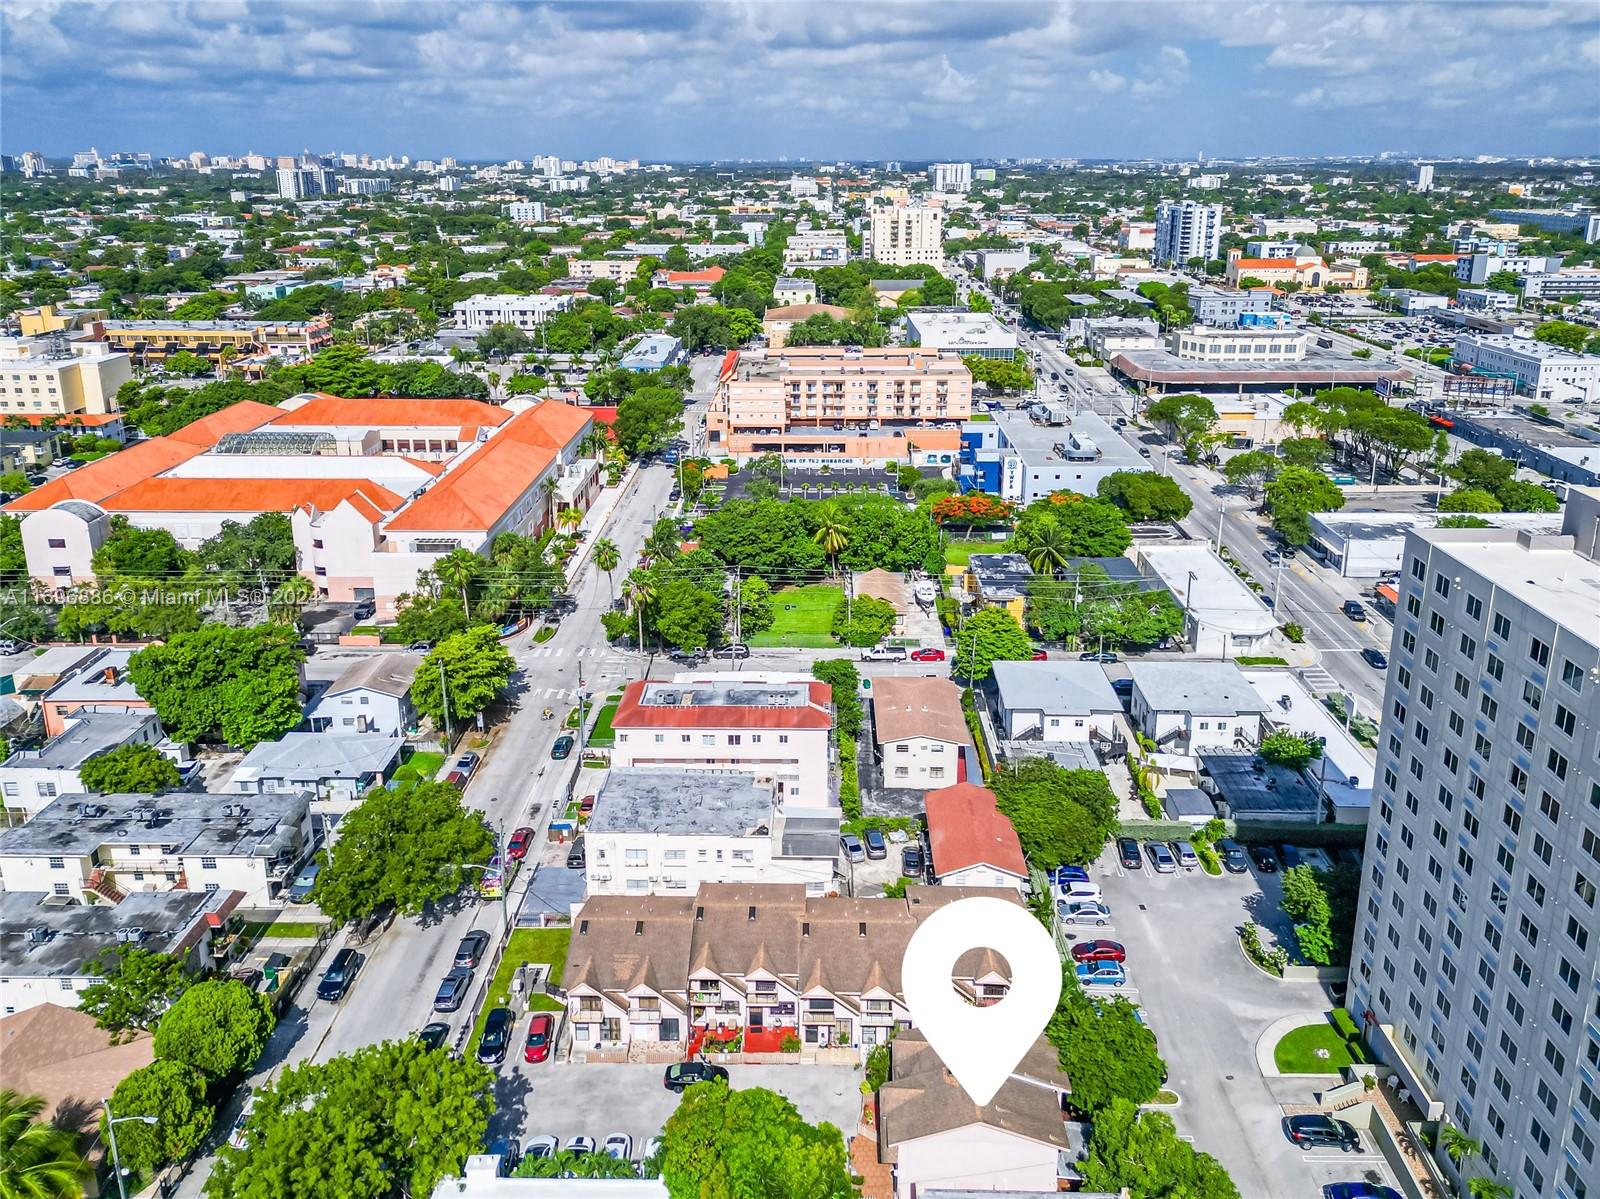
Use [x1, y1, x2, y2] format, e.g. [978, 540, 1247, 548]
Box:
[1239, 922, 1288, 976]
[1281, 622, 1305, 643]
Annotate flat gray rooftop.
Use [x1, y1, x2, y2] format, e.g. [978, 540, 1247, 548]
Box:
[635, 680, 814, 709]
[0, 791, 308, 860]
[0, 889, 230, 978]
[1127, 661, 1269, 717]
[1199, 749, 1320, 816]
[991, 661, 1122, 715]
[0, 711, 155, 771]
[777, 811, 843, 859]
[590, 770, 773, 836]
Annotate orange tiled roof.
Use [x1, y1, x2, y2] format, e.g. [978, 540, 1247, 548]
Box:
[925, 782, 1027, 878]
[101, 477, 404, 514]
[3, 412, 123, 428]
[272, 396, 511, 429]
[1232, 257, 1300, 269]
[383, 400, 592, 533]
[661, 267, 726, 284]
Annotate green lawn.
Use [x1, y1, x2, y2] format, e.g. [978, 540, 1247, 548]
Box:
[1274, 1009, 1369, 1073]
[749, 584, 843, 648]
[255, 920, 327, 939]
[944, 539, 1006, 567]
[468, 927, 572, 1053]
[393, 751, 445, 784]
[1235, 656, 1289, 667]
[588, 698, 621, 748]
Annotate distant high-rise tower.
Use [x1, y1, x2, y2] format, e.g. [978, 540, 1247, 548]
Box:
[928, 162, 972, 193]
[1153, 200, 1223, 265]
[1413, 163, 1435, 192]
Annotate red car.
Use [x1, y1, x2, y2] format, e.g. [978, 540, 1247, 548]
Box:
[523, 1013, 554, 1063]
[1070, 939, 1126, 964]
[578, 794, 596, 816]
[1031, 650, 1049, 661]
[506, 827, 534, 862]
[909, 648, 946, 662]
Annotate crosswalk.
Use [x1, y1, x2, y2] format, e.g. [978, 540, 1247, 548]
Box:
[1298, 664, 1340, 694]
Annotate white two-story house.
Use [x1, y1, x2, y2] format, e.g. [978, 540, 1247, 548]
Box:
[870, 677, 971, 791]
[1126, 660, 1268, 753]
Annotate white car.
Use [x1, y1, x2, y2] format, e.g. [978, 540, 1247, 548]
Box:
[641, 1136, 664, 1169]
[523, 1134, 559, 1161]
[228, 1095, 255, 1150]
[603, 1133, 633, 1161]
[566, 1135, 597, 1156]
[1055, 878, 1103, 902]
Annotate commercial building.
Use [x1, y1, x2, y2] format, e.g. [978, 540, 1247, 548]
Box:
[1434, 412, 1600, 488]
[4, 395, 598, 617]
[866, 206, 944, 268]
[1167, 324, 1308, 363]
[781, 231, 848, 268]
[761, 303, 849, 350]
[1224, 249, 1368, 290]
[1452, 332, 1600, 404]
[1456, 289, 1518, 312]
[869, 677, 971, 791]
[1486, 207, 1600, 242]
[972, 248, 1032, 279]
[957, 407, 1149, 505]
[1153, 200, 1222, 266]
[0, 335, 132, 420]
[87, 317, 334, 370]
[1135, 544, 1278, 658]
[581, 770, 837, 897]
[1185, 284, 1275, 326]
[561, 883, 1022, 1051]
[0, 790, 311, 908]
[1455, 252, 1565, 286]
[1119, 223, 1157, 251]
[608, 674, 835, 805]
[1520, 269, 1600, 302]
[902, 311, 1017, 359]
[927, 162, 972, 193]
[451, 293, 574, 332]
[707, 347, 969, 465]
[1382, 289, 1452, 315]
[1347, 503, 1600, 1198]
[618, 334, 687, 372]
[1307, 510, 1566, 578]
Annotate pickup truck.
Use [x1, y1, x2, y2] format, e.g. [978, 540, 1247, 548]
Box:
[860, 645, 907, 662]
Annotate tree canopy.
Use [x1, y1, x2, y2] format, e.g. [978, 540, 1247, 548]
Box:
[312, 781, 495, 922]
[78, 742, 183, 794]
[0, 1089, 92, 1199]
[992, 758, 1118, 867]
[1026, 564, 1184, 649]
[1047, 969, 1166, 1113]
[409, 625, 514, 728]
[659, 1083, 853, 1199]
[1095, 470, 1194, 522]
[105, 1060, 213, 1178]
[955, 606, 1034, 680]
[1077, 1099, 1240, 1199]
[152, 980, 276, 1080]
[1264, 466, 1345, 546]
[1011, 492, 1132, 568]
[1144, 394, 1216, 448]
[127, 623, 306, 748]
[77, 945, 190, 1032]
[613, 384, 685, 458]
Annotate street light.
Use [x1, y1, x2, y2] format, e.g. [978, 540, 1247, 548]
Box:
[101, 1100, 157, 1199]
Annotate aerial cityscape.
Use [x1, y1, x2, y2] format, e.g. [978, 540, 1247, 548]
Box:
[1, 4, 1598, 1199]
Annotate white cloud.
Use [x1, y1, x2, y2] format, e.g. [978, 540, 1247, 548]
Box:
[1086, 69, 1127, 94]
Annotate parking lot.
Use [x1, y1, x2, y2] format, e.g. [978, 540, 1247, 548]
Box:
[1078, 847, 1405, 1199]
[482, 1059, 862, 1164]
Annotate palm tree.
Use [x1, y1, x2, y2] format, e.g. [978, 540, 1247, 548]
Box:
[434, 548, 480, 618]
[1465, 1180, 1511, 1199]
[1437, 1124, 1481, 1198]
[622, 570, 654, 650]
[580, 428, 612, 461]
[0, 1089, 92, 1199]
[573, 1153, 638, 1180]
[1022, 523, 1071, 578]
[558, 507, 583, 535]
[593, 538, 621, 602]
[813, 504, 850, 579]
[643, 520, 679, 566]
[540, 477, 560, 534]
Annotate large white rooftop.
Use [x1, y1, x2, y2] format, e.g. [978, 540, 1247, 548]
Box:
[1416, 528, 1600, 649]
[1135, 544, 1278, 637]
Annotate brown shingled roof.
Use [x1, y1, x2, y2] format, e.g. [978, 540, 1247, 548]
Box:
[871, 677, 971, 747]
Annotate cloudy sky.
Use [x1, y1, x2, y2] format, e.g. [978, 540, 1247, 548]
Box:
[5, 1, 1598, 161]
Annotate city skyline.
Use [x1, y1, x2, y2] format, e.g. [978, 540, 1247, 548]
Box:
[4, 0, 1599, 161]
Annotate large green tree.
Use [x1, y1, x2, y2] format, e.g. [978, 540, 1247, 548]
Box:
[312, 781, 495, 922]
[1047, 970, 1166, 1113]
[992, 759, 1117, 867]
[152, 980, 275, 1080]
[1439, 487, 1502, 514]
[831, 594, 896, 647]
[195, 513, 297, 587]
[1077, 1099, 1240, 1199]
[660, 1083, 853, 1199]
[127, 624, 305, 748]
[1026, 566, 1184, 649]
[409, 625, 514, 728]
[1095, 471, 1193, 522]
[1265, 466, 1345, 546]
[613, 385, 685, 458]
[0, 1089, 92, 1199]
[77, 742, 183, 794]
[205, 1040, 494, 1199]
[105, 1061, 213, 1178]
[955, 606, 1033, 680]
[652, 578, 725, 652]
[91, 519, 191, 580]
[1221, 450, 1281, 498]
[811, 658, 863, 739]
[1144, 394, 1217, 447]
[1532, 319, 1590, 352]
[1012, 493, 1132, 563]
[76, 946, 190, 1033]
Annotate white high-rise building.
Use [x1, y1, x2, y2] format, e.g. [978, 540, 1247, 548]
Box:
[1347, 494, 1600, 1199]
[866, 206, 944, 267]
[1153, 200, 1223, 266]
[1413, 163, 1435, 192]
[505, 201, 548, 223]
[276, 167, 337, 200]
[928, 162, 972, 193]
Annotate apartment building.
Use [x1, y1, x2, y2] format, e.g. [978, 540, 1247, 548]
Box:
[927, 162, 972, 193]
[781, 231, 848, 268]
[923, 782, 1027, 890]
[1452, 333, 1600, 404]
[582, 770, 838, 897]
[0, 791, 311, 908]
[1154, 200, 1223, 265]
[1347, 499, 1600, 1199]
[1125, 660, 1269, 752]
[0, 335, 132, 419]
[452, 293, 574, 331]
[35, 649, 150, 738]
[1521, 269, 1600, 303]
[761, 303, 849, 350]
[1455, 252, 1565, 286]
[865, 206, 944, 268]
[562, 883, 1020, 1051]
[870, 677, 971, 791]
[567, 258, 641, 282]
[609, 674, 835, 805]
[275, 167, 337, 199]
[0, 712, 177, 823]
[87, 317, 334, 368]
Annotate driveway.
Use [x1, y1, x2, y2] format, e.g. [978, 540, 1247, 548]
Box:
[484, 1060, 862, 1158]
[1089, 850, 1368, 1199]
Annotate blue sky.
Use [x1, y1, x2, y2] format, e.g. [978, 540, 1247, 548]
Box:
[4, 1, 1598, 160]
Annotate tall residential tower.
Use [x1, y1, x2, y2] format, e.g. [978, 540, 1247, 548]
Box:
[1153, 199, 1223, 265]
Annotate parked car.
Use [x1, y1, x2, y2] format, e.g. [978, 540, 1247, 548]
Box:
[566, 836, 586, 869]
[1146, 842, 1177, 873]
[551, 735, 575, 759]
[406, 640, 434, 652]
[1075, 961, 1127, 987]
[900, 844, 925, 876]
[433, 966, 473, 1012]
[603, 1134, 633, 1161]
[1056, 878, 1103, 902]
[909, 647, 946, 662]
[578, 794, 596, 816]
[861, 644, 907, 662]
[1361, 647, 1388, 669]
[863, 828, 887, 859]
[454, 930, 490, 969]
[1249, 843, 1279, 872]
[416, 1022, 451, 1051]
[1057, 899, 1112, 926]
[1327, 1186, 1401, 1199]
[566, 1135, 598, 1156]
[1217, 839, 1249, 873]
[1288, 1114, 1361, 1151]
[444, 770, 468, 788]
[714, 643, 751, 659]
[1048, 865, 1090, 885]
[1342, 600, 1367, 622]
[478, 1007, 513, 1064]
[1078, 651, 1119, 663]
[1030, 649, 1049, 661]
[524, 1013, 555, 1063]
[840, 833, 866, 862]
[1110, 677, 1134, 706]
[1118, 837, 1142, 870]
[455, 751, 480, 778]
[1070, 939, 1126, 963]
[0, 638, 24, 655]
[506, 827, 534, 861]
[663, 1061, 729, 1091]
[287, 861, 321, 903]
[1280, 844, 1303, 868]
[316, 948, 361, 1002]
[228, 1095, 255, 1150]
[1170, 840, 1200, 870]
[524, 1134, 559, 1162]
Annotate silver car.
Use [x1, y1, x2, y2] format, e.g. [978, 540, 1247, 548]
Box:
[1146, 842, 1178, 873]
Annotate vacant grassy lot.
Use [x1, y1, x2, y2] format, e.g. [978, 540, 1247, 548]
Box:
[468, 927, 572, 1053]
[1274, 1008, 1369, 1073]
[943, 538, 1006, 567]
[393, 751, 445, 784]
[750, 584, 843, 648]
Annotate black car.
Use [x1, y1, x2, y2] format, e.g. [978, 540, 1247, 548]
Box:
[901, 844, 925, 877]
[863, 828, 888, 860]
[1110, 677, 1134, 707]
[1217, 839, 1249, 874]
[434, 966, 473, 1012]
[1280, 844, 1303, 869]
[1287, 1114, 1361, 1151]
[478, 1007, 513, 1065]
[417, 1022, 451, 1051]
[1342, 600, 1367, 622]
[664, 1062, 729, 1092]
[1118, 837, 1142, 870]
[551, 735, 575, 760]
[1249, 844, 1279, 873]
[1361, 648, 1388, 669]
[455, 930, 490, 969]
[316, 948, 360, 1002]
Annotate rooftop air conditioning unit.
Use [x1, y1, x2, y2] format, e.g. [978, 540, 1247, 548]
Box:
[116, 927, 146, 944]
[131, 806, 156, 822]
[26, 926, 52, 945]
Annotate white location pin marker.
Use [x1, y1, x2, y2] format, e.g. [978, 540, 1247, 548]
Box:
[900, 896, 1063, 1107]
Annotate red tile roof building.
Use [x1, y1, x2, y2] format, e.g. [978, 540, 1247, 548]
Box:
[924, 782, 1027, 889]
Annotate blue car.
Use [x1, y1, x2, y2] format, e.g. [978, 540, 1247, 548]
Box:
[1327, 1186, 1401, 1199]
[1048, 865, 1090, 886]
[1075, 961, 1127, 987]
